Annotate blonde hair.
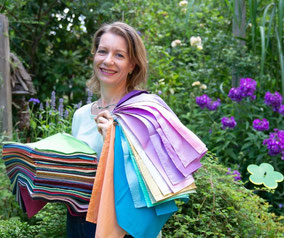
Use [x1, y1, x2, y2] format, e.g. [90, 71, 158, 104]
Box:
[87, 22, 148, 94]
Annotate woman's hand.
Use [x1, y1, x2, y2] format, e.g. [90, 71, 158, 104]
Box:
[94, 110, 114, 140]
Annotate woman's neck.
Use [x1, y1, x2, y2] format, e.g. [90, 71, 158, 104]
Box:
[99, 86, 127, 107]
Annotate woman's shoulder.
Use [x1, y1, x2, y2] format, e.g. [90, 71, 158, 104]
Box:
[73, 103, 92, 118]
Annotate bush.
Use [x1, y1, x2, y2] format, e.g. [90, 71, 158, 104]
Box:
[163, 152, 284, 237]
[0, 204, 66, 238]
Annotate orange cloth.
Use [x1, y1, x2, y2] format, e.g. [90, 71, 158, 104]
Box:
[86, 124, 126, 238]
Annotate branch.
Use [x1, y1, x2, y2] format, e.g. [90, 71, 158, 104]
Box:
[0, 0, 7, 12]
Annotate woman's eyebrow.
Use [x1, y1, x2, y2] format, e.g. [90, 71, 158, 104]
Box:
[98, 45, 127, 54]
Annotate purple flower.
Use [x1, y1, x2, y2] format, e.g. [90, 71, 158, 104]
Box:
[58, 98, 64, 117]
[75, 101, 82, 110]
[253, 118, 269, 131]
[64, 109, 69, 119]
[86, 89, 93, 104]
[221, 116, 237, 129]
[239, 78, 257, 100]
[263, 129, 284, 157]
[226, 168, 241, 181]
[51, 91, 56, 110]
[28, 98, 40, 104]
[196, 94, 221, 111]
[46, 101, 49, 108]
[228, 88, 243, 102]
[279, 204, 283, 209]
[158, 90, 162, 95]
[207, 99, 221, 111]
[264, 92, 283, 111]
[39, 103, 44, 110]
[228, 78, 257, 102]
[279, 105, 284, 116]
[196, 94, 211, 109]
[226, 168, 232, 175]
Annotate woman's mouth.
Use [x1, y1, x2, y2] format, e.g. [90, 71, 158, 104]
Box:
[100, 67, 117, 75]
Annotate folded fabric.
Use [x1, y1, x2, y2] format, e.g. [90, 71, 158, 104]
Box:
[2, 133, 98, 217]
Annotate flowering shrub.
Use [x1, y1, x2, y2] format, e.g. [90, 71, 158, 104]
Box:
[226, 167, 241, 181]
[182, 75, 284, 215]
[263, 129, 284, 159]
[221, 116, 237, 129]
[196, 94, 221, 111]
[228, 78, 257, 102]
[171, 39, 182, 48]
[279, 105, 284, 116]
[18, 91, 88, 142]
[190, 36, 203, 50]
[264, 91, 283, 112]
[253, 118, 269, 131]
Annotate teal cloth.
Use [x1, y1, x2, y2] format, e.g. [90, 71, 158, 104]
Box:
[114, 125, 177, 238]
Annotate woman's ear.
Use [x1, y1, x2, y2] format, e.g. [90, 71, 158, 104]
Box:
[129, 63, 136, 74]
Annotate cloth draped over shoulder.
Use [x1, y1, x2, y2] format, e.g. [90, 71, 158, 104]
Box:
[86, 90, 207, 238]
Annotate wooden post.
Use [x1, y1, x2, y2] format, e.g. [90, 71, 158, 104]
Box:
[0, 14, 12, 139]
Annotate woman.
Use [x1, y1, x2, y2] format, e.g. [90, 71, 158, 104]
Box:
[68, 22, 206, 238]
[67, 22, 148, 238]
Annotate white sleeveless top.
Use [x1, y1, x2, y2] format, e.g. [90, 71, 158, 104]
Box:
[71, 103, 104, 159]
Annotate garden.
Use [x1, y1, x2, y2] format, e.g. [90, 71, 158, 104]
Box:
[0, 0, 284, 237]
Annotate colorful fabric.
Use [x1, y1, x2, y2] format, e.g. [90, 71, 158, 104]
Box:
[2, 133, 98, 217]
[85, 91, 207, 237]
[2, 90, 207, 237]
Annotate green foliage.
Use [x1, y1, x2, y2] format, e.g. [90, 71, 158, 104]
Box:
[179, 80, 284, 214]
[1, 0, 284, 235]
[15, 91, 84, 142]
[0, 204, 66, 238]
[0, 0, 118, 103]
[163, 153, 284, 237]
[1, 151, 283, 237]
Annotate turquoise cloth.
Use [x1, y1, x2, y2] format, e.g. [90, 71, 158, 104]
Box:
[114, 125, 177, 238]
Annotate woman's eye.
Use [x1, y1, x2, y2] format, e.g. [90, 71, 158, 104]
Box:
[116, 53, 124, 58]
[97, 50, 106, 54]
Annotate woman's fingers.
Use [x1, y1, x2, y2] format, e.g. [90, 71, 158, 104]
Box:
[95, 110, 114, 139]
[95, 110, 113, 121]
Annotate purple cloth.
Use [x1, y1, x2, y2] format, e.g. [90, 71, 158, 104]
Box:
[114, 92, 207, 189]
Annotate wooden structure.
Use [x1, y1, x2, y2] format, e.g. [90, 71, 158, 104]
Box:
[10, 53, 36, 95]
[10, 52, 36, 131]
[0, 15, 36, 138]
[0, 14, 12, 139]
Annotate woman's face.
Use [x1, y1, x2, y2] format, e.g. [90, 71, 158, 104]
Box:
[94, 32, 135, 90]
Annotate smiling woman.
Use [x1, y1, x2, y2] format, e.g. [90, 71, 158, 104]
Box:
[67, 21, 207, 238]
[87, 22, 147, 96]
[94, 32, 135, 93]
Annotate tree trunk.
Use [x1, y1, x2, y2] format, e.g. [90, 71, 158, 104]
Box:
[0, 14, 12, 139]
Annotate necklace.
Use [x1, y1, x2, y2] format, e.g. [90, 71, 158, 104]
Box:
[96, 100, 117, 110]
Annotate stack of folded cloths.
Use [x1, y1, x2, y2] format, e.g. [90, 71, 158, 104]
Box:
[2, 133, 97, 218]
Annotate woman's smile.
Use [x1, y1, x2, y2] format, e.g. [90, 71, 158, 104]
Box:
[99, 67, 118, 76]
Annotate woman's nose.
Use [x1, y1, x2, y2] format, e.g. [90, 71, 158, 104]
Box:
[103, 53, 114, 65]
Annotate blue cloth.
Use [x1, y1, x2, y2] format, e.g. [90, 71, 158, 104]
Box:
[114, 125, 177, 238]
